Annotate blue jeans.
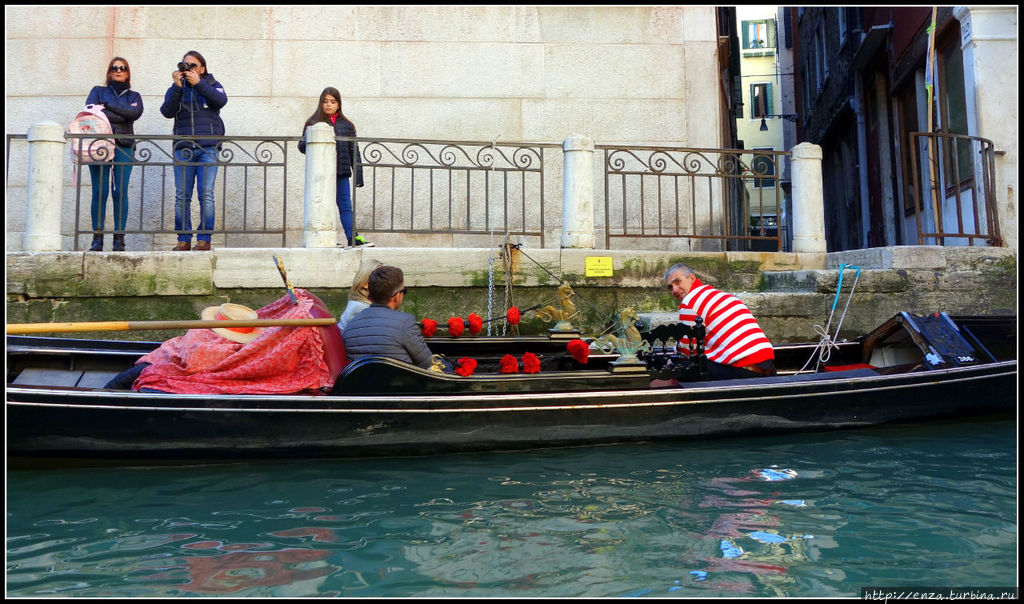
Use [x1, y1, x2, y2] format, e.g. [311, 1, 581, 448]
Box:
[337, 176, 353, 244]
[173, 145, 219, 243]
[88, 145, 134, 232]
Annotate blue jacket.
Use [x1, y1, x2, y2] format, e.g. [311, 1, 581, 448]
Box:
[298, 117, 364, 186]
[86, 85, 144, 147]
[342, 304, 433, 368]
[159, 73, 227, 149]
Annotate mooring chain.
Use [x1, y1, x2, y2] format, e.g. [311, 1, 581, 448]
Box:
[477, 236, 621, 336]
[487, 255, 495, 337]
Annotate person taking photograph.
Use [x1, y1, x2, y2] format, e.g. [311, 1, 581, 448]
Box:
[160, 50, 227, 251]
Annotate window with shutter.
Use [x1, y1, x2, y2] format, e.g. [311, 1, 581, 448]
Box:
[750, 83, 772, 119]
[741, 19, 776, 53]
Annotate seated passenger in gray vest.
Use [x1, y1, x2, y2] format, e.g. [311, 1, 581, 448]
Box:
[341, 265, 434, 369]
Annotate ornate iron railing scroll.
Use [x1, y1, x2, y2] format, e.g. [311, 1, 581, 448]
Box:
[352, 137, 557, 248]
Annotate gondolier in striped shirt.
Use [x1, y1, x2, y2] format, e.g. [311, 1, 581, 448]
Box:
[664, 263, 776, 380]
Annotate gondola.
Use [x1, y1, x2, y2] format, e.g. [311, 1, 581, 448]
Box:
[5, 310, 1016, 464]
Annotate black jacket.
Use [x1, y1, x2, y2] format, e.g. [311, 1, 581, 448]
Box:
[298, 117, 364, 186]
[86, 85, 144, 147]
[160, 73, 227, 149]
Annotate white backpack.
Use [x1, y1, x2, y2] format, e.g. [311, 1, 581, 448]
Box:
[67, 104, 115, 184]
[68, 104, 116, 162]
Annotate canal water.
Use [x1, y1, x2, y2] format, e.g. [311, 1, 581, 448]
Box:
[6, 418, 1017, 597]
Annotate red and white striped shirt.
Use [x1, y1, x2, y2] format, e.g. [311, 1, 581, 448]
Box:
[677, 279, 774, 367]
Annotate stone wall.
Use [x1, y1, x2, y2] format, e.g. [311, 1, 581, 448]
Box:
[6, 246, 1015, 344]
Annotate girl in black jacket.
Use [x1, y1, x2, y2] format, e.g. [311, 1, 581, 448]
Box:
[298, 87, 369, 247]
[84, 57, 144, 251]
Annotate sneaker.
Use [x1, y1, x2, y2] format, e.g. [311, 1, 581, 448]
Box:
[353, 234, 375, 247]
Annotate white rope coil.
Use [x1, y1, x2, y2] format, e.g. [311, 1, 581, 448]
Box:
[796, 265, 861, 375]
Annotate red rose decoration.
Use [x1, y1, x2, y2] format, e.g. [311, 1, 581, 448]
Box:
[522, 352, 540, 374]
[506, 307, 521, 325]
[567, 339, 589, 364]
[455, 357, 477, 377]
[499, 354, 519, 374]
[421, 318, 438, 337]
[448, 316, 465, 338]
[468, 313, 483, 335]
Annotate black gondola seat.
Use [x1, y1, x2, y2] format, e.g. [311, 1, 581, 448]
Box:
[331, 355, 651, 396]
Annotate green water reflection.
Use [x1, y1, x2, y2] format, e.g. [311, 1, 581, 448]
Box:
[6, 419, 1017, 597]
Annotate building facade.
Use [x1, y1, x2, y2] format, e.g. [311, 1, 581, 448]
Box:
[792, 6, 1017, 253]
[5, 6, 734, 252]
[734, 6, 798, 250]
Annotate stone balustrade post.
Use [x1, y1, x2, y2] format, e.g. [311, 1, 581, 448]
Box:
[790, 142, 827, 253]
[561, 134, 595, 249]
[23, 121, 66, 251]
[302, 122, 338, 248]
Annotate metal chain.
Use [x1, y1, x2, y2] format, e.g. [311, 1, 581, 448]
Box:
[487, 255, 495, 337]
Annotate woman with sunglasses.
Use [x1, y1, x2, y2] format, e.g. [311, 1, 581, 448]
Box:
[297, 87, 369, 247]
[84, 57, 144, 252]
[160, 50, 228, 251]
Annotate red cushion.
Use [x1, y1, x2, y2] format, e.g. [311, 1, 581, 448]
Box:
[823, 363, 875, 372]
[306, 292, 349, 380]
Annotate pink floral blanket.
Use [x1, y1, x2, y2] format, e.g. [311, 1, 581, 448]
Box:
[132, 290, 333, 394]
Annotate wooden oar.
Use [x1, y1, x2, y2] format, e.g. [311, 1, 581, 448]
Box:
[7, 318, 337, 335]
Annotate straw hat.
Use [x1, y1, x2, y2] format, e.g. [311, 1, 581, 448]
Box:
[200, 303, 264, 343]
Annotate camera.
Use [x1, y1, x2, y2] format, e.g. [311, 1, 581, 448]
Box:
[177, 61, 194, 86]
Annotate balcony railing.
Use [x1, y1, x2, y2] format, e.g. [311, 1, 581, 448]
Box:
[908, 132, 1001, 246]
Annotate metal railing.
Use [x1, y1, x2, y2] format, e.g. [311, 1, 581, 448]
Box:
[65, 134, 292, 250]
[6, 133, 28, 178]
[21, 131, 1006, 253]
[51, 134, 556, 249]
[599, 145, 788, 251]
[352, 137, 558, 248]
[908, 132, 1000, 246]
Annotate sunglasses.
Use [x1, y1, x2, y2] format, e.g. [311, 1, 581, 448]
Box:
[109, 65, 128, 72]
[394, 287, 408, 297]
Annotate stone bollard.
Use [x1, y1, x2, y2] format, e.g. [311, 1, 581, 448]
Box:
[790, 142, 827, 253]
[23, 121, 66, 251]
[302, 122, 338, 248]
[561, 134, 595, 249]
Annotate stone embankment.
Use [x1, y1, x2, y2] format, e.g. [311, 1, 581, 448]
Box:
[6, 245, 1016, 343]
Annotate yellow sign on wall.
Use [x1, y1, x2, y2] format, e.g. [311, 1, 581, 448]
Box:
[585, 257, 614, 277]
